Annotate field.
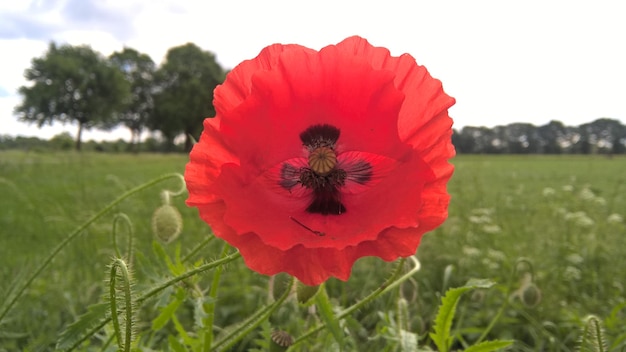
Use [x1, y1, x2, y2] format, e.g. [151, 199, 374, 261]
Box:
[1, 151, 625, 351]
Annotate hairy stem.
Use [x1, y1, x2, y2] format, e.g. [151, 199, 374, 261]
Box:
[290, 257, 420, 348]
[203, 244, 231, 351]
[0, 173, 184, 324]
[109, 258, 134, 352]
[66, 251, 242, 351]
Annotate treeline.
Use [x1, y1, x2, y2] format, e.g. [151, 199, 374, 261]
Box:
[4, 118, 625, 155]
[12, 42, 625, 155]
[453, 118, 626, 154]
[14, 42, 225, 152]
[0, 132, 186, 153]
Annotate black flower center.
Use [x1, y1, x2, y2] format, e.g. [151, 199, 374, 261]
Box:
[280, 124, 373, 216]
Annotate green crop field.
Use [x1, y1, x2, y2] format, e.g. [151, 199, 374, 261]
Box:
[1, 151, 625, 351]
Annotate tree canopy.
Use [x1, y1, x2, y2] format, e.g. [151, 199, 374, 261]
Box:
[452, 118, 626, 154]
[150, 43, 226, 151]
[15, 43, 130, 150]
[109, 47, 156, 151]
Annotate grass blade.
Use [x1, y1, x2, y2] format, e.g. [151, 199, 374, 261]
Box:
[464, 339, 514, 352]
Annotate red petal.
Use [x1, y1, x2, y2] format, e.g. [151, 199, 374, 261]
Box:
[209, 148, 436, 252]
[213, 43, 310, 114]
[335, 36, 456, 163]
[198, 200, 434, 285]
[186, 118, 238, 206]
[217, 43, 407, 175]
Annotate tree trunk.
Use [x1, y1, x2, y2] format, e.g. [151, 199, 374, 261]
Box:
[129, 128, 138, 153]
[75, 122, 83, 151]
[184, 130, 195, 152]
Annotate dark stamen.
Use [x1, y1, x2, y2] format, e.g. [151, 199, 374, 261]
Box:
[279, 163, 300, 190]
[345, 160, 373, 184]
[299, 124, 340, 150]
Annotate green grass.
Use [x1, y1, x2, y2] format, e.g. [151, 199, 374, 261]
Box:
[1, 151, 625, 351]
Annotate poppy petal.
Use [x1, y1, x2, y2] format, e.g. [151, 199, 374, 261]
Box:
[185, 36, 456, 285]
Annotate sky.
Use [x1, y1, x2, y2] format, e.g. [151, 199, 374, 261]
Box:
[1, 0, 625, 142]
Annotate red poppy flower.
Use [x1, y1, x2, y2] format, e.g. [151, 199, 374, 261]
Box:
[185, 36, 455, 285]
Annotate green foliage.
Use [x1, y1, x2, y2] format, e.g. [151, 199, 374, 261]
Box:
[578, 316, 608, 352]
[314, 284, 345, 348]
[429, 279, 496, 352]
[55, 303, 109, 350]
[109, 48, 156, 150]
[151, 43, 226, 151]
[464, 340, 516, 352]
[14, 43, 131, 150]
[1, 153, 626, 351]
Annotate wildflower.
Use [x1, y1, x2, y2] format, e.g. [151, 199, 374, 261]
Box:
[565, 253, 584, 265]
[462, 246, 481, 257]
[542, 187, 555, 197]
[579, 187, 595, 201]
[482, 224, 502, 234]
[468, 215, 491, 224]
[185, 36, 455, 285]
[607, 213, 623, 224]
[564, 211, 595, 228]
[563, 266, 582, 281]
[487, 249, 506, 262]
[592, 197, 606, 206]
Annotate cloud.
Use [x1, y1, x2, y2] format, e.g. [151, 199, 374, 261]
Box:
[0, 0, 138, 41]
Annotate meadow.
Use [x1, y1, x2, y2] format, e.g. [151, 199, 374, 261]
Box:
[0, 151, 624, 351]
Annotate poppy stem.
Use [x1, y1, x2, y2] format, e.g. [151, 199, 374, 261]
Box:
[64, 251, 243, 351]
[0, 172, 185, 326]
[289, 256, 421, 348]
[202, 243, 232, 351]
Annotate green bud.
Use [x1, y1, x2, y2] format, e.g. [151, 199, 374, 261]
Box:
[521, 283, 542, 308]
[151, 204, 183, 243]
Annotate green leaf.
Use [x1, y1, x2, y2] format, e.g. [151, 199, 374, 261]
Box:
[464, 339, 514, 352]
[172, 313, 197, 347]
[151, 289, 184, 331]
[0, 330, 29, 339]
[579, 316, 608, 352]
[168, 335, 188, 352]
[429, 279, 494, 352]
[399, 329, 418, 352]
[315, 284, 345, 348]
[152, 240, 184, 276]
[56, 303, 109, 350]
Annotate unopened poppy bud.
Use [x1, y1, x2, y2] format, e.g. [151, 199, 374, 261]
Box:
[270, 330, 293, 352]
[520, 283, 542, 308]
[151, 204, 183, 243]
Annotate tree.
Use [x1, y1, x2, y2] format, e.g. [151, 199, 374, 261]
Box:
[150, 43, 225, 151]
[537, 120, 566, 154]
[109, 48, 156, 152]
[14, 42, 130, 150]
